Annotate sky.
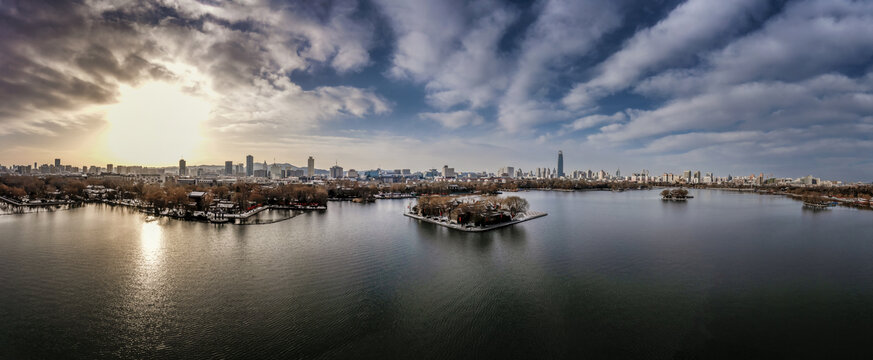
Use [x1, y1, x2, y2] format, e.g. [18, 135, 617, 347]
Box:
[1, 0, 872, 181]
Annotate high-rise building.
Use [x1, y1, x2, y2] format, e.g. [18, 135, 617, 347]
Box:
[270, 164, 282, 179]
[557, 151, 564, 177]
[347, 169, 358, 179]
[442, 165, 455, 178]
[107, 164, 113, 173]
[179, 158, 187, 176]
[307, 156, 315, 177]
[246, 155, 254, 176]
[225, 161, 233, 175]
[330, 165, 343, 179]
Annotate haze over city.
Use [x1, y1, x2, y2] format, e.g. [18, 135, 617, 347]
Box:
[1, 0, 872, 180]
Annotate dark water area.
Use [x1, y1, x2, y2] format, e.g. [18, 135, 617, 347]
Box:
[2, 190, 873, 359]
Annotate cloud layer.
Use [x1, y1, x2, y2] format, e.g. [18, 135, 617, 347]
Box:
[1, 0, 872, 180]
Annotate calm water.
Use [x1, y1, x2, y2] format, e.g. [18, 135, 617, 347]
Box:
[2, 190, 873, 359]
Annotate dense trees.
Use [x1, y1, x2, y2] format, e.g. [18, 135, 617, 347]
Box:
[660, 188, 689, 199]
[0, 175, 328, 213]
[412, 195, 530, 226]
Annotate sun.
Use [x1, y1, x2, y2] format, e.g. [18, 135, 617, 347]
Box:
[102, 82, 211, 165]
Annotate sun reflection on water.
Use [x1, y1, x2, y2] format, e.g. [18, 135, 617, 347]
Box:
[140, 221, 163, 266]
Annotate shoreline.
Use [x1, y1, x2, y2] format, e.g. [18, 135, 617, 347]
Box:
[1, 200, 321, 225]
[404, 211, 547, 232]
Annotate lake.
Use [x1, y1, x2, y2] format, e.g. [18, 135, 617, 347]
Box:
[1, 189, 872, 359]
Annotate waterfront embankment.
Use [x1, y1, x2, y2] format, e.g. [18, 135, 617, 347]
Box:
[404, 211, 547, 232]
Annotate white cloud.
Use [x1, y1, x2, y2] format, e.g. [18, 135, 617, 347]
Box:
[635, 0, 873, 99]
[211, 75, 390, 134]
[563, 0, 767, 109]
[592, 73, 873, 143]
[497, 0, 621, 132]
[563, 112, 626, 133]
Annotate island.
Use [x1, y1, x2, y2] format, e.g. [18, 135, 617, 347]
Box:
[660, 188, 690, 201]
[404, 195, 547, 232]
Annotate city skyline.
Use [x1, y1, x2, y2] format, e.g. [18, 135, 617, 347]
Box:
[3, 151, 840, 185]
[1, 1, 872, 181]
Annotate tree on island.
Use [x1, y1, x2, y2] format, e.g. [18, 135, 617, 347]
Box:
[501, 196, 529, 217]
[661, 188, 689, 200]
[412, 195, 531, 226]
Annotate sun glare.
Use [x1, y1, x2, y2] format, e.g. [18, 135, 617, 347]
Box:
[103, 82, 211, 165]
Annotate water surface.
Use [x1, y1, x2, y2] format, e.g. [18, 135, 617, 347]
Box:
[1, 190, 872, 358]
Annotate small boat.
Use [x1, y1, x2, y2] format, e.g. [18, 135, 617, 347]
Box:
[144, 215, 158, 222]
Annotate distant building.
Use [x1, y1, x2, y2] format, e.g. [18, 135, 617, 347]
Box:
[55, 158, 61, 167]
[107, 164, 113, 173]
[557, 151, 564, 177]
[798, 175, 819, 185]
[225, 161, 233, 175]
[179, 159, 187, 176]
[246, 155, 254, 176]
[330, 165, 343, 179]
[347, 169, 358, 179]
[307, 156, 315, 177]
[442, 165, 455, 178]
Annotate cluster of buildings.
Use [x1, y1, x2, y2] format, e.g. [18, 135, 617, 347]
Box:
[0, 151, 847, 187]
[0, 159, 166, 177]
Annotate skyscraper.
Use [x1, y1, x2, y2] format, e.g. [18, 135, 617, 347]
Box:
[557, 151, 564, 177]
[179, 158, 186, 176]
[107, 164, 113, 173]
[54, 158, 61, 167]
[225, 161, 233, 175]
[246, 155, 253, 176]
[307, 156, 315, 177]
[330, 165, 343, 179]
